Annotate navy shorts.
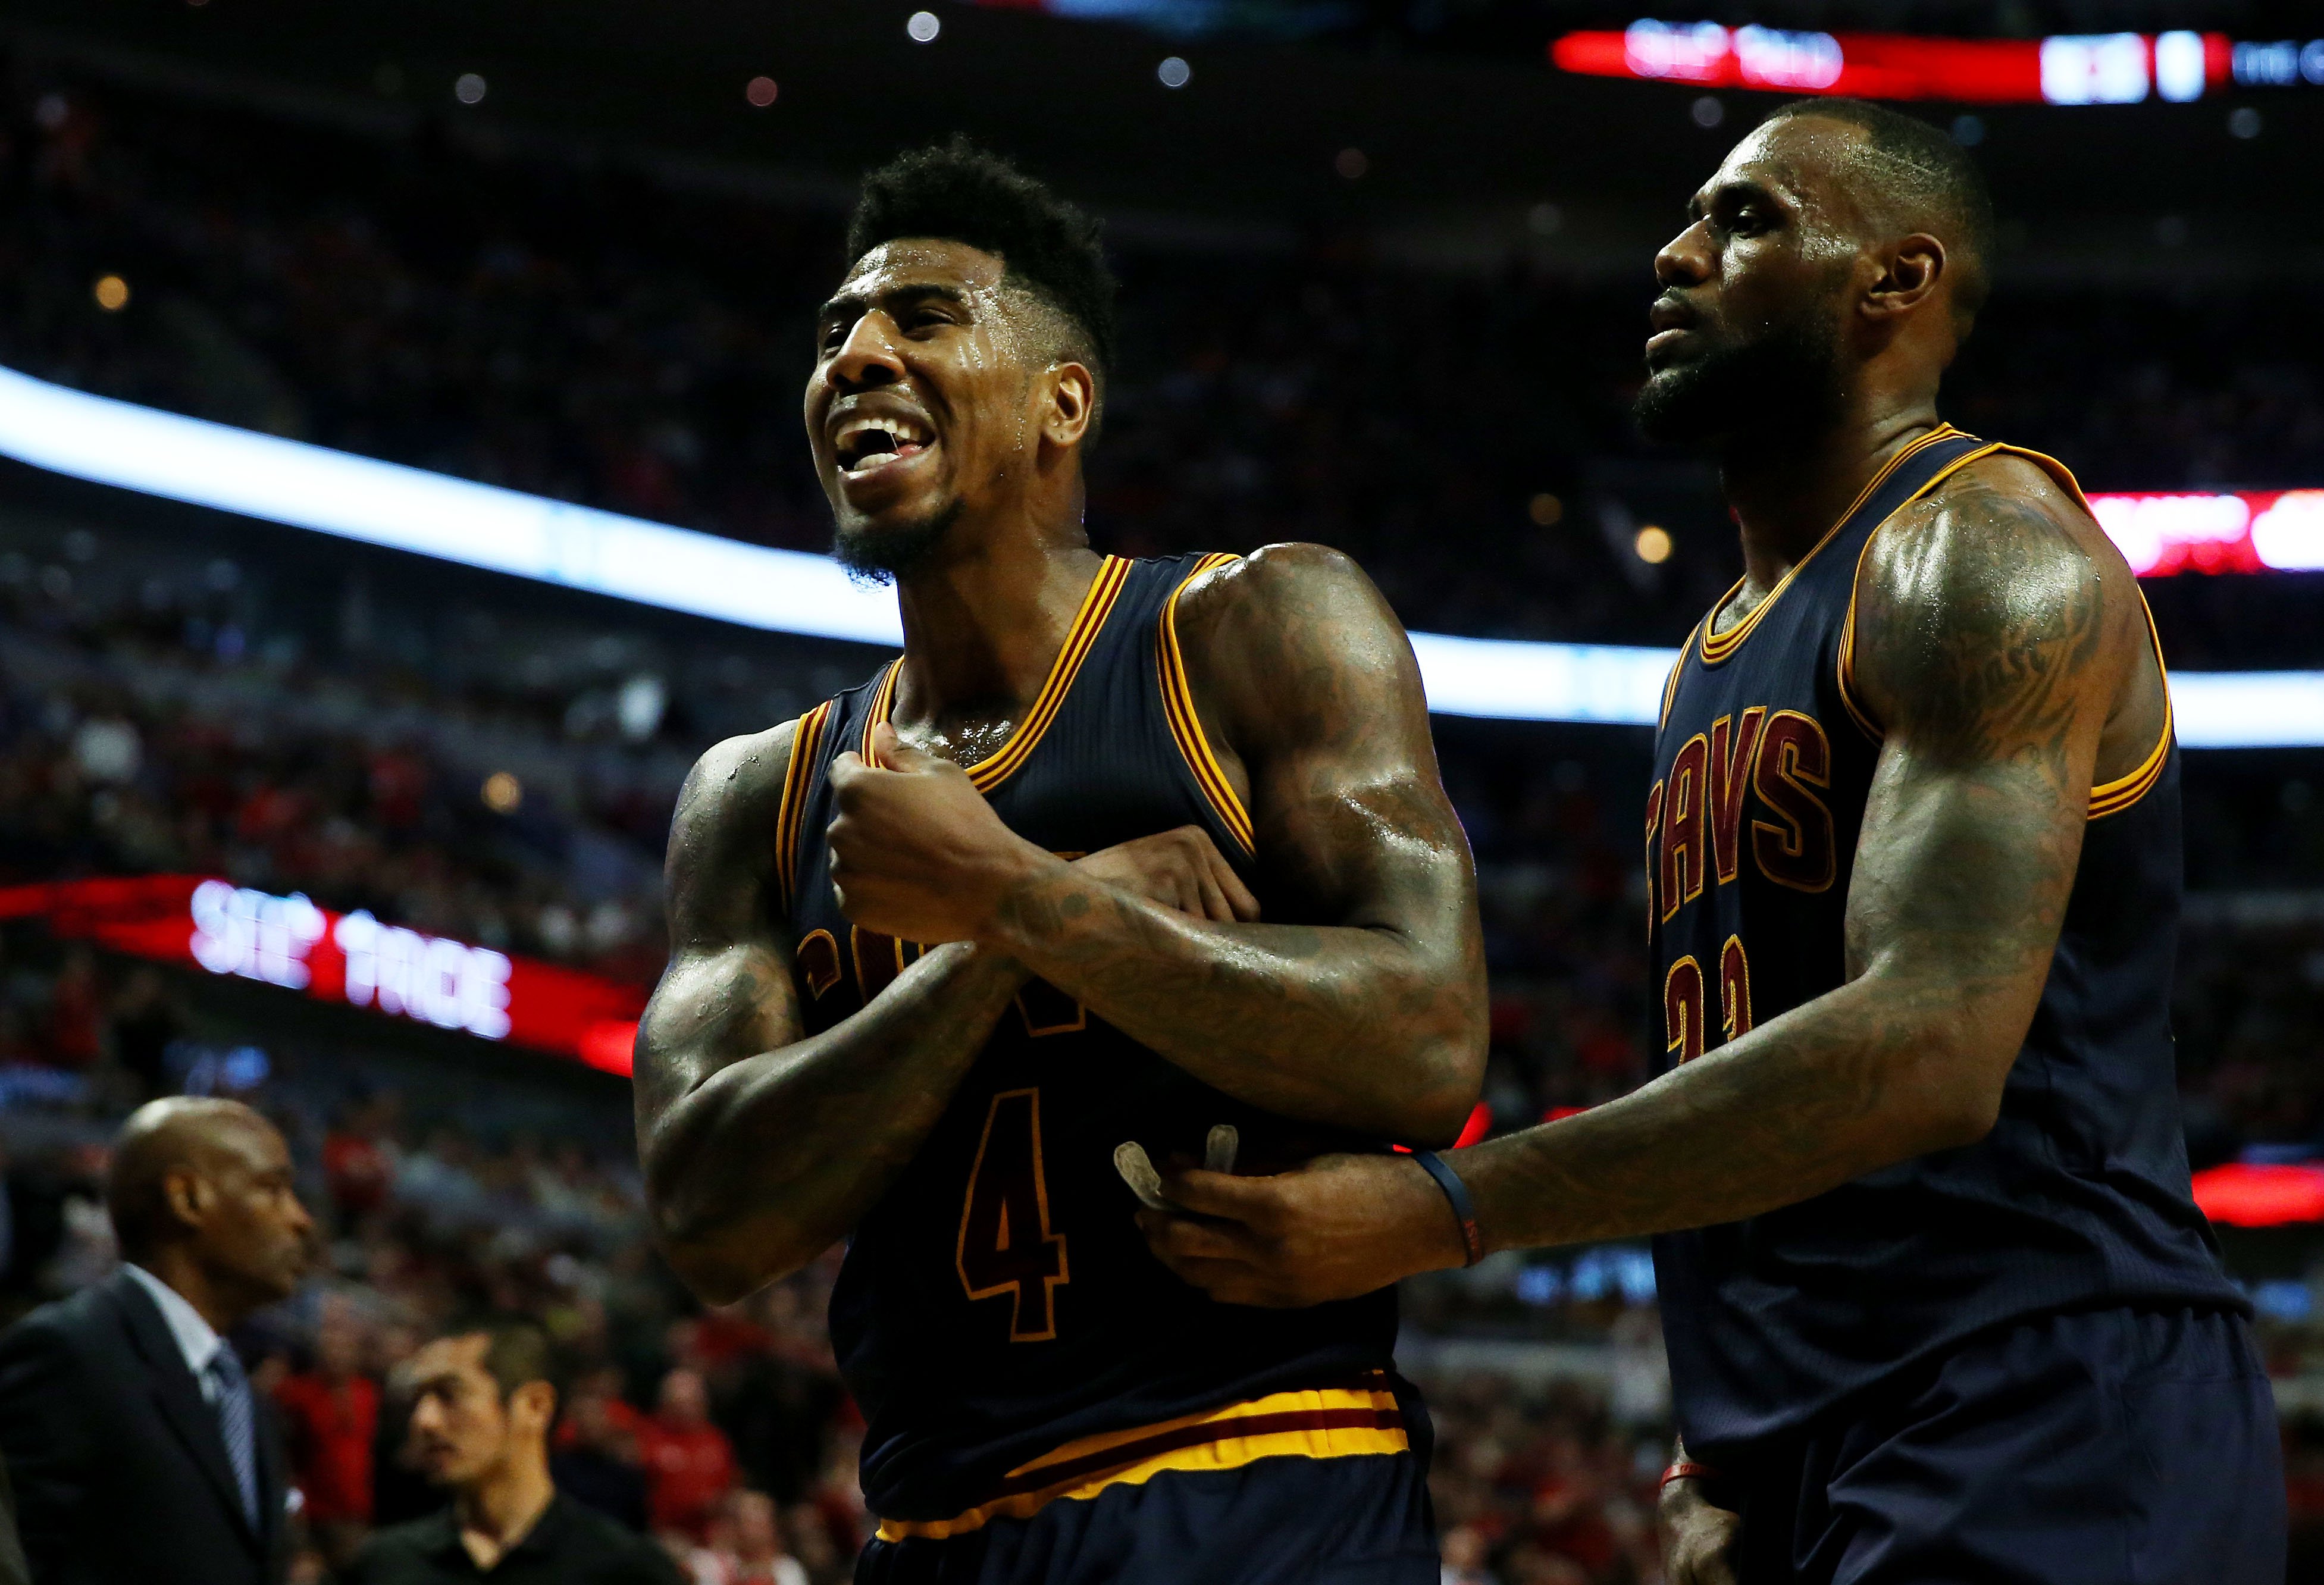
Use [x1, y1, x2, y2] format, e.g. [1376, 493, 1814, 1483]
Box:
[854, 1451, 1438, 1585]
[1721, 1305, 2284, 1584]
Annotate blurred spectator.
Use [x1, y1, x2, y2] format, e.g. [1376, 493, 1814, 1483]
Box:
[273, 1294, 378, 1564]
[641, 1367, 737, 1543]
[706, 1490, 809, 1585]
[343, 1318, 679, 1583]
[322, 1097, 400, 1224]
[553, 1366, 651, 1531]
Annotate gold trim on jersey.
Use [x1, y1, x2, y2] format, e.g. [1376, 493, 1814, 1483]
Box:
[1659, 622, 1700, 732]
[1156, 552, 1257, 854]
[870, 1379, 1410, 1543]
[1696, 424, 1962, 668]
[2089, 596, 2175, 820]
[1825, 438, 2176, 821]
[864, 556, 1133, 793]
[1833, 438, 2010, 743]
[774, 701, 833, 909]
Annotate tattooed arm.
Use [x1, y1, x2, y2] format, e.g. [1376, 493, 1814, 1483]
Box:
[634, 722, 1029, 1302]
[828, 545, 1488, 1145]
[636, 723, 1255, 1300]
[1135, 456, 2157, 1304]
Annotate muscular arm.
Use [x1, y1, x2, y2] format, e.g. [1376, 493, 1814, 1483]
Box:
[1456, 464, 2126, 1249]
[833, 546, 1488, 1145]
[1138, 460, 2154, 1302]
[635, 723, 1026, 1304]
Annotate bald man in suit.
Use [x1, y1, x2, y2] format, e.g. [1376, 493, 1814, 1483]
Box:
[0, 1098, 313, 1584]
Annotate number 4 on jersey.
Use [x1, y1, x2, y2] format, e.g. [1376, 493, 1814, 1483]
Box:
[956, 1088, 1070, 1342]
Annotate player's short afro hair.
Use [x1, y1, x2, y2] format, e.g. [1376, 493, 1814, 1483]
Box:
[1765, 96, 1996, 322]
[845, 137, 1118, 381]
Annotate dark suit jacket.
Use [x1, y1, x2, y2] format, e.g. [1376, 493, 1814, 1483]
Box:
[0, 1268, 287, 1584]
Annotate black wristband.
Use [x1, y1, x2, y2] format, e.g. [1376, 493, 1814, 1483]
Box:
[1409, 1149, 1484, 1267]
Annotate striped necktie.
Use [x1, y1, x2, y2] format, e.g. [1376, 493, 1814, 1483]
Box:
[204, 1346, 261, 1530]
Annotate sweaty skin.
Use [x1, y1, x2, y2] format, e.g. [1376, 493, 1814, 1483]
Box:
[635, 232, 1486, 1305]
[1125, 114, 2169, 1582]
[827, 543, 1487, 1143]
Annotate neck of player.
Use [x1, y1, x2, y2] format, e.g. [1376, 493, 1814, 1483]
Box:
[1717, 375, 1940, 611]
[890, 483, 1104, 745]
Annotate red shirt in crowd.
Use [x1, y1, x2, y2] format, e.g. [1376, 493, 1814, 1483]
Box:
[274, 1371, 379, 1526]
[641, 1416, 738, 1537]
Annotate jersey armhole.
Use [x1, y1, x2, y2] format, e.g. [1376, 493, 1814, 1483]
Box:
[1836, 440, 2012, 745]
[773, 700, 835, 913]
[2088, 594, 2173, 822]
[1659, 624, 1698, 732]
[1837, 440, 2175, 819]
[1836, 531, 1887, 744]
[1155, 553, 1257, 856]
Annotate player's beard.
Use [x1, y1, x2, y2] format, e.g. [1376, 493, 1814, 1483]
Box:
[1633, 302, 1844, 451]
[833, 499, 963, 587]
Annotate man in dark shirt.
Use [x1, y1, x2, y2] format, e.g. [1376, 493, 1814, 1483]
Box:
[342, 1319, 678, 1584]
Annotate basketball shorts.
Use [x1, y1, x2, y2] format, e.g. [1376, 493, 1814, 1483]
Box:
[854, 1380, 1439, 1585]
[1718, 1305, 2284, 1584]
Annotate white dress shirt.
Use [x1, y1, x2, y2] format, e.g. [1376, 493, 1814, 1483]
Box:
[121, 1261, 229, 1407]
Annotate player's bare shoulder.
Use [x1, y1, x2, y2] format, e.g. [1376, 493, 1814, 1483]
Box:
[664, 719, 801, 924]
[1849, 449, 2141, 754]
[1169, 543, 1420, 727]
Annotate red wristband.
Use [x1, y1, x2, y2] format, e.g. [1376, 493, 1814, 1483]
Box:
[1659, 1461, 1719, 1490]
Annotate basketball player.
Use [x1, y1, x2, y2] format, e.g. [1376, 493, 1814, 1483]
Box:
[634, 143, 1486, 1582]
[1133, 101, 2282, 1583]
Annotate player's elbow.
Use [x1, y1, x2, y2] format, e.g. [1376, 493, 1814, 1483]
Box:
[644, 1156, 788, 1304]
[1922, 1083, 2005, 1152]
[1901, 1042, 2010, 1154]
[1402, 1034, 1489, 1148]
[650, 1200, 788, 1307]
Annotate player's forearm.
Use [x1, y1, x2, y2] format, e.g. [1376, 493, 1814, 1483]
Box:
[1458, 969, 2013, 1254]
[985, 866, 1483, 1142]
[640, 944, 1026, 1300]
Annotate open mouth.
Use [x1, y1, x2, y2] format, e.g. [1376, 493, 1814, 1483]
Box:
[832, 413, 935, 477]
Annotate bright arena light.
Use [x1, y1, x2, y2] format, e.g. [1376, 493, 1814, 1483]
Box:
[0, 363, 2311, 743]
[907, 10, 941, 42]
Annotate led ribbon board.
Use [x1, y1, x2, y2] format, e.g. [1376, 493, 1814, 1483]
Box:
[0, 365, 2314, 743]
[0, 874, 645, 1074]
[1554, 24, 2238, 104]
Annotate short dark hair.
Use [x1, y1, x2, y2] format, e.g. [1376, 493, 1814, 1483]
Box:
[447, 1317, 559, 1408]
[844, 137, 1118, 394]
[1764, 97, 1996, 323]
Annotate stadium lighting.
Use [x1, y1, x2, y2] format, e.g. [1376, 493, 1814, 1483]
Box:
[746, 76, 779, 108]
[453, 73, 488, 105]
[907, 11, 942, 42]
[0, 362, 2311, 743]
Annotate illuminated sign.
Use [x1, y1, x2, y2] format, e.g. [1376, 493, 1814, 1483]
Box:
[0, 875, 644, 1075]
[2191, 1161, 2324, 1228]
[2088, 490, 2324, 576]
[1552, 24, 2237, 104]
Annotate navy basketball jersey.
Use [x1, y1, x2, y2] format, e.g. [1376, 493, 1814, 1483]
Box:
[775, 553, 1408, 1534]
[1643, 426, 2245, 1454]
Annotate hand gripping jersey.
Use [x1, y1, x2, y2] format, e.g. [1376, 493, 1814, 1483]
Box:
[775, 553, 1410, 1537]
[1644, 427, 2246, 1454]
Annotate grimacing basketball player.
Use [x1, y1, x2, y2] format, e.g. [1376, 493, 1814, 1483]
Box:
[635, 142, 1487, 1583]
